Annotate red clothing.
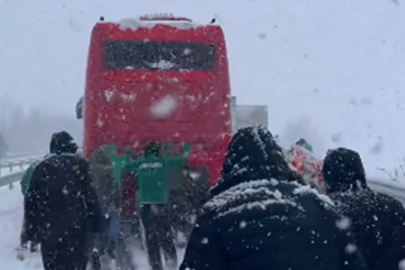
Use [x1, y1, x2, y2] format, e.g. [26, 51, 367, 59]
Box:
[285, 145, 325, 193]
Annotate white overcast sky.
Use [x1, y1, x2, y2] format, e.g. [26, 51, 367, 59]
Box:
[1, 0, 405, 177]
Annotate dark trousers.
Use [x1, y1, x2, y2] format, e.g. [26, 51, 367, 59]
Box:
[20, 216, 38, 252]
[41, 233, 87, 270]
[89, 216, 135, 270]
[140, 204, 177, 270]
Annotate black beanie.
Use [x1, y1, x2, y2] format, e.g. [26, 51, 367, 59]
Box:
[322, 147, 367, 193]
[50, 131, 78, 155]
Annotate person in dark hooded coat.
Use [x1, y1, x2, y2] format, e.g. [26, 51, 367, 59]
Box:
[24, 131, 101, 270]
[180, 126, 367, 270]
[323, 147, 405, 270]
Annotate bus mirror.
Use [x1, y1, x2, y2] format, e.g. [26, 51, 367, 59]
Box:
[76, 96, 83, 119]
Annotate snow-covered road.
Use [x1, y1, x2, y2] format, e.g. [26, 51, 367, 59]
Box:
[1, 174, 403, 270]
[0, 185, 43, 270]
[0, 185, 184, 270]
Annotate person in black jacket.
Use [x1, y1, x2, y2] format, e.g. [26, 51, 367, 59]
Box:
[323, 147, 405, 270]
[180, 125, 366, 270]
[24, 131, 101, 270]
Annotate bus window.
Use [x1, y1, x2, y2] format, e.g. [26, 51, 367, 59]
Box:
[104, 41, 215, 71]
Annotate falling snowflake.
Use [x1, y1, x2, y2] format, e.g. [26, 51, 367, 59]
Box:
[361, 96, 373, 105]
[239, 220, 247, 229]
[399, 259, 405, 270]
[105, 90, 114, 102]
[121, 93, 136, 102]
[97, 118, 104, 127]
[147, 60, 176, 70]
[183, 48, 192, 55]
[201, 238, 209, 244]
[150, 95, 178, 119]
[345, 244, 357, 254]
[349, 98, 357, 107]
[371, 139, 384, 155]
[189, 171, 202, 180]
[336, 217, 351, 230]
[331, 132, 341, 143]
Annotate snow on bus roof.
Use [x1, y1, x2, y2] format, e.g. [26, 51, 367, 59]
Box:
[116, 15, 207, 31]
[139, 13, 192, 21]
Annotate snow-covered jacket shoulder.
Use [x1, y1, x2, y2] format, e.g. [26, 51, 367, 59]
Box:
[204, 178, 330, 218]
[181, 179, 366, 270]
[330, 188, 405, 270]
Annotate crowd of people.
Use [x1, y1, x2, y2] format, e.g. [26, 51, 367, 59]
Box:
[19, 126, 405, 270]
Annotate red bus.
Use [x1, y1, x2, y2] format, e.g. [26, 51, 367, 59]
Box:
[82, 15, 232, 194]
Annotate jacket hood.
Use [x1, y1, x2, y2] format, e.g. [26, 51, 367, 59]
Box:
[210, 125, 297, 197]
[49, 131, 78, 155]
[322, 147, 367, 193]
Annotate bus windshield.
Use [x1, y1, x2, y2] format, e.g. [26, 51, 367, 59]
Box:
[104, 41, 216, 71]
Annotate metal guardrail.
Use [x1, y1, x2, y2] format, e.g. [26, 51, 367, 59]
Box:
[368, 179, 405, 192]
[1, 158, 39, 170]
[0, 171, 25, 187]
[0, 153, 45, 187]
[4, 151, 46, 159]
[0, 150, 82, 187]
[0, 154, 45, 174]
[368, 179, 405, 203]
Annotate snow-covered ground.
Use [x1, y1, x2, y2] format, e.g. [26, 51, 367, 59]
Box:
[0, 185, 43, 270]
[0, 185, 185, 270]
